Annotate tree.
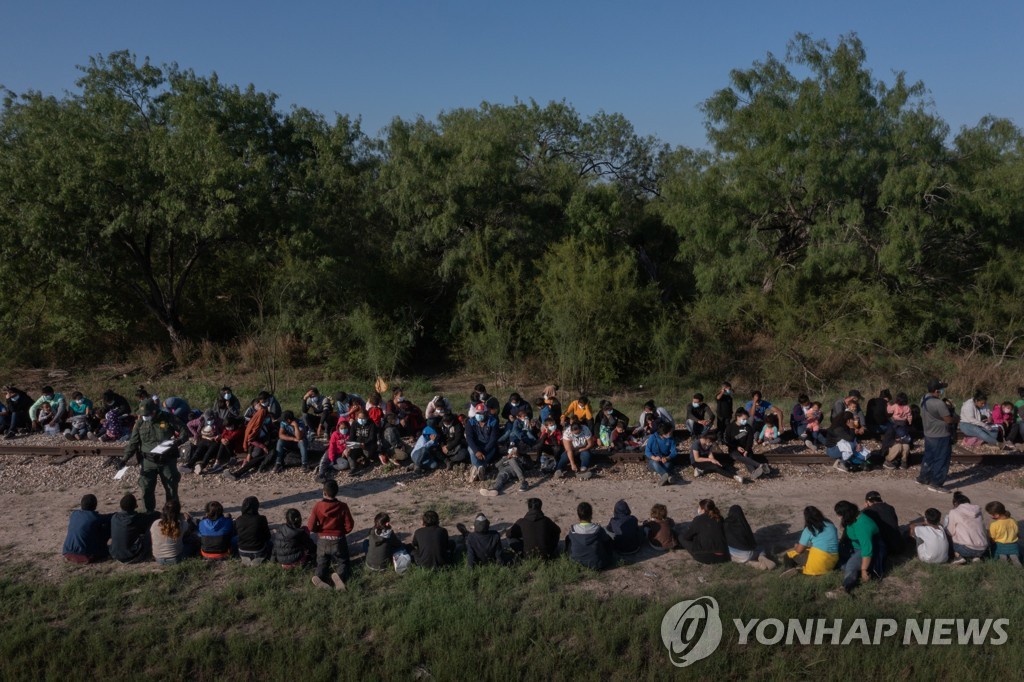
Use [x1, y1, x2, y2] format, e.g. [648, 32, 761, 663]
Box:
[537, 237, 653, 391]
[0, 51, 290, 345]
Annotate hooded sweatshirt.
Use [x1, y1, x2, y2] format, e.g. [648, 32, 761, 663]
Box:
[723, 506, 757, 553]
[306, 498, 354, 539]
[235, 498, 271, 553]
[366, 527, 403, 571]
[466, 515, 502, 567]
[945, 503, 988, 551]
[508, 508, 561, 559]
[607, 500, 644, 554]
[566, 522, 614, 570]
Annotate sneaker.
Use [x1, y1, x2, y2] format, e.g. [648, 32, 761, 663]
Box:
[970, 557, 983, 564]
[733, 475, 744, 484]
[479, 487, 499, 497]
[833, 459, 850, 474]
[1009, 555, 1022, 566]
[780, 567, 802, 578]
[825, 588, 848, 600]
[882, 462, 897, 470]
[466, 466, 481, 483]
[578, 468, 593, 481]
[751, 464, 766, 480]
[311, 576, 332, 590]
[405, 463, 416, 473]
[693, 467, 703, 478]
[658, 473, 671, 486]
[518, 481, 529, 493]
[927, 484, 950, 494]
[330, 573, 347, 591]
[552, 469, 565, 479]
[950, 557, 968, 566]
[274, 464, 285, 474]
[194, 464, 203, 475]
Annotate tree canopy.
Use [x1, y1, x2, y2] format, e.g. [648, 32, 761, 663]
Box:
[1, 36, 1022, 389]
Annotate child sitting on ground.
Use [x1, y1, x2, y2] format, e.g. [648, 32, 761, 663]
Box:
[804, 402, 823, 435]
[643, 503, 678, 551]
[908, 508, 949, 564]
[757, 414, 782, 445]
[365, 512, 404, 571]
[37, 402, 61, 435]
[537, 418, 562, 472]
[271, 508, 315, 569]
[985, 501, 1021, 565]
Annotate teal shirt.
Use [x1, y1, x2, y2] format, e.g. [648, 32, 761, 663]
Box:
[845, 513, 880, 558]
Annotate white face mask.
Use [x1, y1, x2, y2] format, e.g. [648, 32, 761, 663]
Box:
[692, 402, 700, 408]
[223, 393, 231, 400]
[142, 415, 152, 422]
[357, 418, 367, 425]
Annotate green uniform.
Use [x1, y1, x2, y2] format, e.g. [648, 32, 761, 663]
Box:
[123, 411, 185, 513]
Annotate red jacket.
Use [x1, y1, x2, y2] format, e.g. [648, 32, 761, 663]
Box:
[306, 498, 354, 538]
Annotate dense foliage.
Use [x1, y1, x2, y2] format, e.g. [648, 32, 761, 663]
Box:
[1, 34, 1021, 389]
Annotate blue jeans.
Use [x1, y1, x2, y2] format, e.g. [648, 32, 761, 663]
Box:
[276, 438, 308, 466]
[412, 443, 439, 470]
[470, 449, 499, 469]
[952, 543, 986, 559]
[557, 450, 591, 471]
[960, 423, 998, 445]
[647, 458, 673, 475]
[918, 436, 952, 486]
[840, 542, 886, 591]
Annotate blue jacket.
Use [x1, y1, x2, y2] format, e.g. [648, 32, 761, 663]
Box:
[645, 432, 676, 461]
[199, 517, 236, 555]
[62, 510, 111, 557]
[466, 416, 499, 457]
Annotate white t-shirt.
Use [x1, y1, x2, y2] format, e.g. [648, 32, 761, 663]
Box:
[563, 426, 592, 450]
[913, 525, 949, 564]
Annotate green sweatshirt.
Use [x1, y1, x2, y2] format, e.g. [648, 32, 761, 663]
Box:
[845, 513, 879, 558]
[29, 393, 66, 420]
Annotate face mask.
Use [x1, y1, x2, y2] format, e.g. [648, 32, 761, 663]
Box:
[692, 402, 700, 408]
[357, 418, 367, 425]
[75, 400, 83, 406]
[724, 389, 731, 395]
[939, 389, 945, 397]
[142, 415, 152, 422]
[510, 401, 519, 407]
[475, 414, 485, 422]
[738, 418, 748, 426]
[340, 429, 349, 435]
[605, 410, 613, 416]
[223, 393, 232, 400]
[44, 396, 53, 402]
[206, 419, 214, 426]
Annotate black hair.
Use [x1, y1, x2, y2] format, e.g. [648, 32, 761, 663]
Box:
[423, 510, 439, 527]
[803, 506, 826, 535]
[924, 508, 941, 525]
[577, 501, 593, 522]
[473, 383, 487, 394]
[119, 494, 137, 512]
[952, 491, 971, 506]
[734, 407, 749, 418]
[205, 500, 224, 520]
[323, 479, 339, 498]
[834, 500, 860, 528]
[42, 386, 54, 395]
[643, 400, 656, 411]
[973, 389, 988, 403]
[241, 496, 259, 515]
[282, 410, 295, 422]
[102, 389, 115, 402]
[751, 390, 762, 399]
[81, 494, 98, 511]
[985, 501, 1009, 517]
[797, 393, 809, 404]
[880, 389, 892, 401]
[509, 392, 522, 402]
[693, 393, 704, 402]
[527, 498, 543, 512]
[699, 499, 722, 522]
[257, 391, 271, 401]
[895, 392, 909, 406]
[658, 421, 674, 436]
[285, 508, 302, 529]
[71, 391, 83, 400]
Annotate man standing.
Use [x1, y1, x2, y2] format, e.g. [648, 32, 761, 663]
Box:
[918, 380, 956, 493]
[123, 401, 186, 514]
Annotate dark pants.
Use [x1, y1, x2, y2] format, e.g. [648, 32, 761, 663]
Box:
[187, 440, 224, 469]
[679, 537, 729, 564]
[918, 436, 952, 486]
[723, 451, 763, 473]
[839, 540, 887, 592]
[139, 457, 180, 514]
[444, 444, 470, 464]
[315, 536, 351, 583]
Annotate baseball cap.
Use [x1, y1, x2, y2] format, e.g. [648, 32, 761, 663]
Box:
[927, 380, 948, 392]
[865, 491, 882, 503]
[847, 389, 862, 399]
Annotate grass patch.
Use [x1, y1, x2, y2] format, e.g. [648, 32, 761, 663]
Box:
[1, 556, 1022, 680]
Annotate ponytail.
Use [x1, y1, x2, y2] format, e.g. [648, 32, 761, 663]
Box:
[700, 498, 721, 522]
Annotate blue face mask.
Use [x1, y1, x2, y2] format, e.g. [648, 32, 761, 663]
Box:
[475, 413, 486, 422]
[738, 418, 748, 426]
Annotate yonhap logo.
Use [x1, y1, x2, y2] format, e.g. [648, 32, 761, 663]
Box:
[660, 596, 723, 667]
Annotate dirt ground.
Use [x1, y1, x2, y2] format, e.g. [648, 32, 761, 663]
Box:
[2, 435, 1023, 595]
